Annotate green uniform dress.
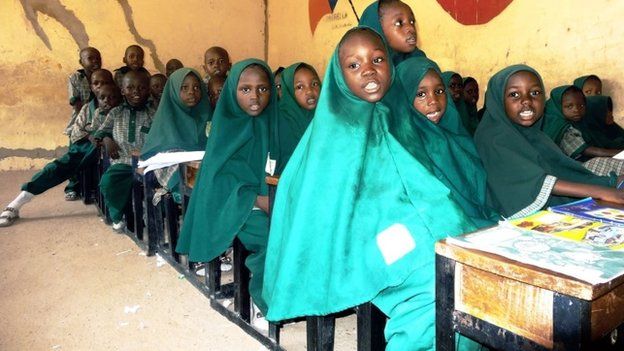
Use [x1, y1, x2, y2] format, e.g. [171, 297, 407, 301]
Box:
[140, 68, 212, 203]
[581, 96, 624, 149]
[389, 57, 499, 227]
[263, 27, 481, 351]
[176, 59, 275, 314]
[274, 62, 317, 174]
[441, 71, 478, 136]
[474, 65, 616, 219]
[359, 1, 427, 65]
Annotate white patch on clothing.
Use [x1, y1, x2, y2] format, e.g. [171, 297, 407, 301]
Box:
[265, 152, 276, 176]
[376, 223, 415, 265]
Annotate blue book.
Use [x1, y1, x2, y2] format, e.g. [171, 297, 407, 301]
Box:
[549, 198, 624, 227]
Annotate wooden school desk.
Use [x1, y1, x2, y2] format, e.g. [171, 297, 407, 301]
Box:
[435, 239, 624, 351]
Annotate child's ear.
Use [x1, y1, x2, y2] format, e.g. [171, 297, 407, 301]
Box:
[123, 56, 128, 65]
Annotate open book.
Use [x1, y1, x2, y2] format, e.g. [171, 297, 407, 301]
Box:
[549, 198, 624, 227]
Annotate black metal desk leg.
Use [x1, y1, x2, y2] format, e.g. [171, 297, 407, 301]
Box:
[436, 254, 456, 351]
[553, 292, 591, 351]
[307, 315, 336, 351]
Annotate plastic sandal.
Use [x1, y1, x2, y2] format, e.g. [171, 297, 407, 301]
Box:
[0, 207, 19, 227]
[65, 191, 79, 201]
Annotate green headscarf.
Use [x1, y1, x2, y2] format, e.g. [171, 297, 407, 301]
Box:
[176, 59, 274, 262]
[573, 74, 600, 90]
[542, 85, 577, 145]
[141, 68, 212, 159]
[442, 71, 478, 135]
[263, 27, 475, 321]
[582, 95, 624, 149]
[359, 1, 426, 65]
[462, 76, 480, 128]
[474, 65, 615, 218]
[274, 62, 318, 174]
[389, 57, 499, 227]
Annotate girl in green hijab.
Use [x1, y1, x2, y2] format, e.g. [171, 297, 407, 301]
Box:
[263, 27, 482, 351]
[442, 71, 478, 135]
[140, 68, 212, 203]
[388, 57, 499, 228]
[542, 85, 624, 176]
[474, 65, 624, 219]
[359, 0, 427, 65]
[274, 62, 321, 174]
[582, 95, 624, 149]
[573, 74, 602, 96]
[176, 59, 275, 315]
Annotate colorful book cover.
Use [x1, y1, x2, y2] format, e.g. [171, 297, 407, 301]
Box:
[549, 197, 624, 227]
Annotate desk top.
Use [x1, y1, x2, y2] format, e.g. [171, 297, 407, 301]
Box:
[266, 175, 280, 186]
[436, 239, 624, 300]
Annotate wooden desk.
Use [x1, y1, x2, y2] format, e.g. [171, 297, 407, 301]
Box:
[435, 239, 624, 350]
[182, 161, 201, 190]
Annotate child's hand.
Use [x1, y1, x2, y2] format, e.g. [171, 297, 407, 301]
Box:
[255, 195, 269, 213]
[599, 188, 624, 205]
[88, 135, 100, 146]
[103, 137, 120, 159]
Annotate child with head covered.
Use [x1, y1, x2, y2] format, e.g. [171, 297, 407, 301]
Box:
[262, 27, 484, 350]
[176, 59, 276, 319]
[140, 68, 212, 203]
[583, 95, 624, 148]
[359, 0, 426, 65]
[475, 65, 624, 219]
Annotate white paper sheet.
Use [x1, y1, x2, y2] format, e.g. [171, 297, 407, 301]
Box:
[137, 151, 204, 173]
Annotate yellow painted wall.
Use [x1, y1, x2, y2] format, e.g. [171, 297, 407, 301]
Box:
[268, 0, 624, 116]
[0, 0, 265, 170]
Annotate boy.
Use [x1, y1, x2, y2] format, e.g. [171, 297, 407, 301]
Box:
[165, 58, 183, 77]
[96, 71, 155, 231]
[66, 47, 102, 134]
[113, 45, 150, 87]
[149, 73, 167, 109]
[0, 82, 121, 227]
[207, 74, 225, 109]
[202, 46, 231, 84]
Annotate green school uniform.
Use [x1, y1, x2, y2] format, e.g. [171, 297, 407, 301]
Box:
[262, 27, 480, 351]
[176, 59, 274, 314]
[390, 57, 499, 227]
[140, 68, 212, 202]
[463, 77, 481, 124]
[474, 65, 616, 219]
[359, 1, 426, 65]
[582, 96, 624, 149]
[274, 62, 317, 174]
[442, 71, 478, 136]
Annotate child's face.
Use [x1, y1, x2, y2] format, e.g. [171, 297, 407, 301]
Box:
[463, 80, 479, 106]
[379, 1, 417, 54]
[203, 49, 231, 78]
[208, 78, 225, 109]
[582, 78, 602, 96]
[339, 31, 391, 103]
[97, 85, 122, 112]
[561, 89, 586, 122]
[236, 66, 271, 117]
[90, 71, 113, 96]
[504, 71, 545, 127]
[122, 73, 150, 107]
[448, 74, 463, 102]
[123, 47, 145, 71]
[412, 69, 447, 124]
[150, 75, 166, 101]
[275, 73, 283, 100]
[80, 49, 101, 73]
[179, 73, 202, 107]
[293, 67, 321, 110]
[165, 59, 183, 77]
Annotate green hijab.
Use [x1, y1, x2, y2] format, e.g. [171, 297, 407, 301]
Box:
[573, 74, 600, 90]
[274, 62, 318, 174]
[542, 85, 577, 145]
[463, 76, 480, 127]
[263, 27, 475, 321]
[474, 65, 615, 218]
[359, 1, 426, 65]
[582, 95, 624, 149]
[176, 59, 274, 262]
[141, 68, 212, 159]
[389, 57, 499, 227]
[442, 71, 478, 135]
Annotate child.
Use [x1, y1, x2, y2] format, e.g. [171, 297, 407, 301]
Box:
[574, 74, 602, 96]
[202, 46, 231, 84]
[273, 66, 285, 100]
[542, 85, 624, 176]
[176, 59, 275, 321]
[141, 68, 212, 203]
[274, 62, 320, 174]
[442, 71, 478, 135]
[0, 84, 121, 227]
[263, 27, 482, 351]
[463, 76, 483, 121]
[96, 70, 155, 231]
[66, 47, 102, 134]
[359, 0, 426, 65]
[113, 45, 150, 87]
[149, 73, 167, 109]
[583, 95, 624, 148]
[389, 57, 499, 227]
[165, 58, 183, 77]
[474, 65, 624, 219]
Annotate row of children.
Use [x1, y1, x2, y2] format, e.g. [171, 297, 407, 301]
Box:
[3, 0, 624, 349]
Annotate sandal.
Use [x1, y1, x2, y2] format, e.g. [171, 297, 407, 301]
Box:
[0, 207, 19, 227]
[65, 191, 79, 201]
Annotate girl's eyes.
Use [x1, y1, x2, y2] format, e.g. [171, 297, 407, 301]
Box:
[373, 56, 385, 64]
[241, 87, 251, 93]
[415, 91, 426, 98]
[530, 90, 542, 97]
[259, 87, 269, 93]
[508, 91, 520, 98]
[435, 88, 445, 95]
[295, 84, 303, 90]
[312, 81, 320, 87]
[348, 62, 360, 70]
